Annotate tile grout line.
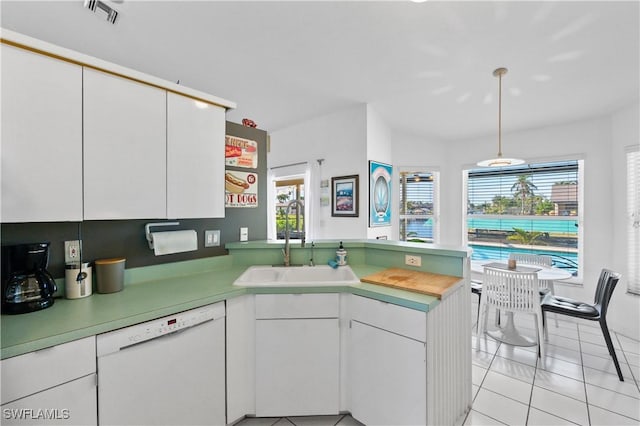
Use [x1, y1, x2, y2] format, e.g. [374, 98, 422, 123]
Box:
[475, 336, 544, 424]
[575, 324, 594, 426]
[332, 414, 346, 426]
[465, 320, 500, 425]
[472, 387, 528, 424]
[524, 349, 538, 425]
[614, 331, 640, 393]
[525, 321, 586, 426]
[543, 325, 640, 421]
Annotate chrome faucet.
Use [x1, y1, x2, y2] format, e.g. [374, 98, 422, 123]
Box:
[283, 199, 305, 266]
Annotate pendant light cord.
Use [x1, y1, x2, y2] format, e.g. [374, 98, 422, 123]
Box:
[477, 67, 524, 167]
[497, 71, 503, 158]
[493, 67, 507, 159]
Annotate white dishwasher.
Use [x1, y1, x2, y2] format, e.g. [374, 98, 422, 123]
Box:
[96, 302, 226, 426]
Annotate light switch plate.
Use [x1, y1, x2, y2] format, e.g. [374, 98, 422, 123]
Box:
[205, 230, 220, 247]
[240, 227, 248, 242]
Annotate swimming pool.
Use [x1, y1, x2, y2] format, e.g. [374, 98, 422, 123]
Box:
[470, 244, 578, 275]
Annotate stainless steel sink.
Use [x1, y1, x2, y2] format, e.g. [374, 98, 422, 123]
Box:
[233, 265, 360, 287]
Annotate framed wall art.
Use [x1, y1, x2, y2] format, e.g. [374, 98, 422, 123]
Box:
[331, 175, 359, 217]
[369, 160, 392, 227]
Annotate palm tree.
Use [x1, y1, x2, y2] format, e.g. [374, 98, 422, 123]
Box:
[511, 175, 537, 215]
[507, 227, 545, 245]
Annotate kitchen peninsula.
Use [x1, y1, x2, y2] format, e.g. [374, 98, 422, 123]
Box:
[1, 239, 471, 426]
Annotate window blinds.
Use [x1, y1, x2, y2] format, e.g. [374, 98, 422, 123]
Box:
[466, 160, 580, 275]
[627, 148, 640, 295]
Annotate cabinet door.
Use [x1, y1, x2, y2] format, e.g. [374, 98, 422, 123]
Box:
[226, 295, 255, 423]
[167, 93, 225, 218]
[1, 336, 96, 405]
[1, 374, 97, 425]
[350, 321, 426, 426]
[83, 68, 166, 220]
[0, 44, 82, 222]
[256, 319, 340, 417]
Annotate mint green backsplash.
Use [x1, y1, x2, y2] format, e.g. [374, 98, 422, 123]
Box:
[228, 240, 465, 277]
[364, 248, 463, 277]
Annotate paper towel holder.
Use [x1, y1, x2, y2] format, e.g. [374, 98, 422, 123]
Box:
[145, 222, 180, 250]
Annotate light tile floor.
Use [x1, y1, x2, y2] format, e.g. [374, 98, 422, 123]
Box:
[236, 415, 363, 426]
[467, 303, 640, 425]
[235, 302, 640, 426]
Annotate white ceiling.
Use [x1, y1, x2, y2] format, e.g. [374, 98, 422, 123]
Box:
[2, 1, 638, 141]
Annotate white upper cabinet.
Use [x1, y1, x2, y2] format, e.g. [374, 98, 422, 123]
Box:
[83, 68, 167, 220]
[167, 93, 226, 218]
[1, 44, 83, 222]
[2, 29, 234, 222]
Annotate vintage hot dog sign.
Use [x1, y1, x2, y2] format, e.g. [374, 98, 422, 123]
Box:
[225, 170, 258, 208]
[225, 135, 258, 169]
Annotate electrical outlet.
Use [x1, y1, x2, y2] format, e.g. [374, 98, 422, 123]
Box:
[205, 230, 220, 247]
[240, 227, 248, 242]
[65, 240, 81, 264]
[405, 254, 422, 267]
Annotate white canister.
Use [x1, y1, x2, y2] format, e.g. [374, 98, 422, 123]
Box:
[65, 263, 92, 299]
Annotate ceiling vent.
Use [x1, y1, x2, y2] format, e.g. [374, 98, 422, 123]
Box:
[84, 0, 119, 25]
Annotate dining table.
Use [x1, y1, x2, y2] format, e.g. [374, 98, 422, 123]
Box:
[470, 259, 573, 347]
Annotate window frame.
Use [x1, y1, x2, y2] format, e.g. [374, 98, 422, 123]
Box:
[274, 176, 305, 241]
[463, 159, 584, 281]
[398, 168, 439, 244]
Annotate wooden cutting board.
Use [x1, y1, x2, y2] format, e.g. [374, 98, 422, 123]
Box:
[360, 268, 461, 299]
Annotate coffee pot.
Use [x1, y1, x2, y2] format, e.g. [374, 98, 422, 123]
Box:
[2, 243, 57, 314]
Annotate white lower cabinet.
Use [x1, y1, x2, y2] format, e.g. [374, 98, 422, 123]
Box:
[1, 375, 97, 426]
[348, 295, 427, 426]
[255, 294, 340, 417]
[0, 336, 97, 426]
[226, 295, 256, 424]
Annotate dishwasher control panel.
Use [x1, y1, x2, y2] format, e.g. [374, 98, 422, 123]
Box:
[96, 302, 225, 356]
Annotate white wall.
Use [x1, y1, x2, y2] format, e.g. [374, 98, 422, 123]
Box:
[610, 102, 640, 340]
[365, 105, 394, 240]
[268, 104, 369, 239]
[269, 104, 398, 240]
[391, 130, 447, 242]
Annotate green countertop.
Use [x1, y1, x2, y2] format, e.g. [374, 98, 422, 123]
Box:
[0, 257, 451, 360]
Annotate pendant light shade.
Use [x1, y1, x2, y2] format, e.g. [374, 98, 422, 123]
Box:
[477, 67, 525, 167]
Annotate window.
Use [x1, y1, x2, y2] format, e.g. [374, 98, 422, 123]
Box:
[399, 171, 437, 243]
[274, 177, 304, 240]
[466, 160, 581, 277]
[627, 148, 640, 295]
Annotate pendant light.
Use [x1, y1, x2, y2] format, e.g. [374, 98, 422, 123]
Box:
[477, 67, 525, 167]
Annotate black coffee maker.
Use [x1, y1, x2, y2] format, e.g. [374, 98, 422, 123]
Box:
[2, 243, 57, 314]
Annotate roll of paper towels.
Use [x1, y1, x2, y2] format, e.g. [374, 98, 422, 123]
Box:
[151, 230, 198, 256]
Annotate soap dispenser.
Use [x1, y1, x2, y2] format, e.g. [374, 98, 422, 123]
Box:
[336, 241, 347, 266]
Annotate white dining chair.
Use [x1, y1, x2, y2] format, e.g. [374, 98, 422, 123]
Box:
[476, 266, 546, 368]
[509, 252, 558, 327]
[508, 253, 554, 293]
